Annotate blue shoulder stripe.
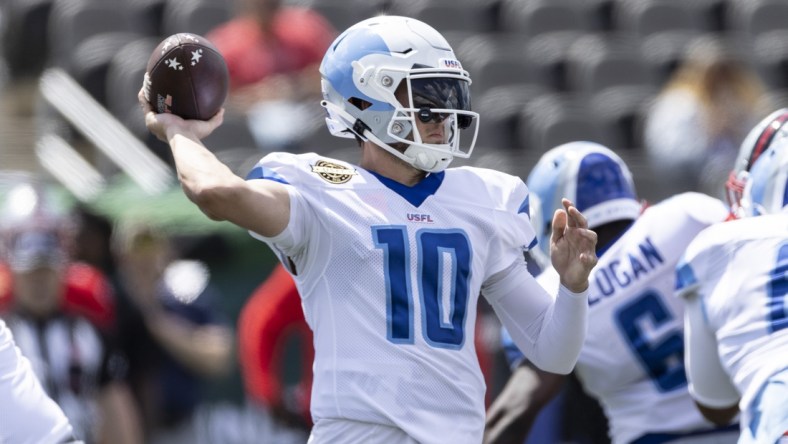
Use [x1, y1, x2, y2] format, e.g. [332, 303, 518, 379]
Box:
[675, 261, 698, 291]
[518, 194, 530, 215]
[246, 165, 289, 185]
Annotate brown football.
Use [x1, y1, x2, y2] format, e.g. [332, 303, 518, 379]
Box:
[144, 33, 228, 120]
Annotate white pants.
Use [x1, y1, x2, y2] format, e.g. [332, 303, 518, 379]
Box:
[308, 418, 419, 444]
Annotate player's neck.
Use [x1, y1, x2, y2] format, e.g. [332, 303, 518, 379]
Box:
[361, 144, 427, 186]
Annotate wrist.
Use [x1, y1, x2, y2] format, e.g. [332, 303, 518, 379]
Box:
[559, 281, 589, 295]
[166, 125, 191, 143]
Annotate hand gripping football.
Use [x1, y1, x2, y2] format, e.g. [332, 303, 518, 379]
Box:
[143, 33, 229, 120]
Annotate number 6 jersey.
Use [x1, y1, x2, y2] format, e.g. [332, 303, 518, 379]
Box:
[522, 193, 732, 444]
[246, 152, 539, 443]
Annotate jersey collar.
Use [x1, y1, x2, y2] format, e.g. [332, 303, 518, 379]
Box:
[367, 170, 445, 207]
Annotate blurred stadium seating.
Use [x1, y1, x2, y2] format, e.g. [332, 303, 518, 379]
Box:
[1, 0, 787, 199]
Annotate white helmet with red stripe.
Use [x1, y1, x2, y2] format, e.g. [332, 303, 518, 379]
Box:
[741, 137, 788, 216]
[726, 108, 788, 217]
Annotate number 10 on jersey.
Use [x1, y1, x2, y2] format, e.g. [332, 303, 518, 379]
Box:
[373, 226, 472, 350]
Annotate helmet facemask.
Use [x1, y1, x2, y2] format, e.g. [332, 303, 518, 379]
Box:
[324, 67, 479, 173]
[318, 16, 480, 173]
[382, 71, 478, 172]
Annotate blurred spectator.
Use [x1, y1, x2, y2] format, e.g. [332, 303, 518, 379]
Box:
[111, 221, 233, 444]
[0, 182, 142, 444]
[70, 204, 116, 277]
[207, 0, 336, 111]
[206, 0, 337, 150]
[643, 40, 768, 199]
[238, 263, 312, 441]
[239, 264, 313, 427]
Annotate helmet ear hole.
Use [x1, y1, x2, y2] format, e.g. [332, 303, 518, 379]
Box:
[348, 97, 372, 111]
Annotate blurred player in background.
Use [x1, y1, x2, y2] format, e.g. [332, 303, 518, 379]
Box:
[238, 262, 313, 436]
[110, 221, 233, 444]
[486, 142, 739, 444]
[643, 41, 767, 199]
[676, 139, 788, 444]
[141, 15, 598, 443]
[0, 318, 78, 444]
[0, 182, 141, 444]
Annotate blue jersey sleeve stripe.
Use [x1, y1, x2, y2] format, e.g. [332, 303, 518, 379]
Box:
[518, 194, 530, 215]
[246, 165, 290, 184]
[527, 237, 538, 251]
[675, 262, 698, 291]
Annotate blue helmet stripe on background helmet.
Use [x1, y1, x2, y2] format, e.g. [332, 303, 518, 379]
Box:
[526, 141, 640, 258]
[576, 153, 637, 213]
[321, 28, 393, 112]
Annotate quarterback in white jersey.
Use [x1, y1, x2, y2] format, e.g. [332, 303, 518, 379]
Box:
[677, 140, 788, 444]
[141, 15, 598, 444]
[0, 319, 76, 444]
[488, 142, 738, 444]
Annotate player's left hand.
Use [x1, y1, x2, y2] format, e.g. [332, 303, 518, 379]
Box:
[550, 198, 597, 293]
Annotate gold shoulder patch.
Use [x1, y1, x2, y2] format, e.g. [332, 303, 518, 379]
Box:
[311, 160, 356, 184]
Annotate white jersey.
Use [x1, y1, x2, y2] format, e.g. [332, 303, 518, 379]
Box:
[538, 193, 730, 444]
[676, 213, 788, 426]
[247, 152, 537, 443]
[0, 319, 75, 444]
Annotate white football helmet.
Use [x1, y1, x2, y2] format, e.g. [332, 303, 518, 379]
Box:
[0, 182, 71, 271]
[526, 141, 641, 257]
[319, 15, 479, 172]
[524, 192, 550, 271]
[741, 137, 788, 216]
[726, 108, 788, 217]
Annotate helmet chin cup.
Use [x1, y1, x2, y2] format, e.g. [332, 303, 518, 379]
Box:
[415, 152, 435, 171]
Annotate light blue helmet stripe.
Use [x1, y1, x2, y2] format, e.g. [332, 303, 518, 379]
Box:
[321, 28, 395, 112]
